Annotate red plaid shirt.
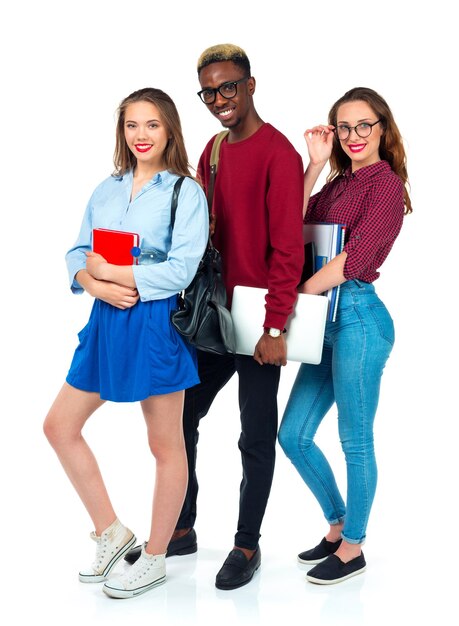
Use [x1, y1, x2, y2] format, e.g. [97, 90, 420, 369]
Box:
[306, 160, 405, 283]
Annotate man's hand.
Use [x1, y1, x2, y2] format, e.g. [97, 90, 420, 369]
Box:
[253, 333, 287, 366]
[209, 214, 217, 237]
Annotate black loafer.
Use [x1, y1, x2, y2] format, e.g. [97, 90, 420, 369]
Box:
[124, 528, 197, 564]
[215, 547, 261, 590]
[306, 552, 366, 584]
[298, 537, 343, 564]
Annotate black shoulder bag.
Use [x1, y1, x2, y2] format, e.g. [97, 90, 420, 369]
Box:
[170, 131, 236, 355]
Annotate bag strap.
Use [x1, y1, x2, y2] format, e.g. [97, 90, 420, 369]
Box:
[170, 130, 228, 240]
[207, 130, 229, 214]
[170, 176, 186, 230]
[210, 130, 229, 169]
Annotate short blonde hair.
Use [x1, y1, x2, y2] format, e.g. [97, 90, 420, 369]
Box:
[197, 44, 251, 75]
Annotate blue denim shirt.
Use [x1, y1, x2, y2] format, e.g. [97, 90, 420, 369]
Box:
[66, 170, 208, 302]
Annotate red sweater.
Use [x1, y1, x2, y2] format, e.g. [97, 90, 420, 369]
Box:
[198, 123, 304, 330]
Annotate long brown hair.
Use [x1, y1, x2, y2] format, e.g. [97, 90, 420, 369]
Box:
[113, 87, 194, 179]
[328, 87, 412, 214]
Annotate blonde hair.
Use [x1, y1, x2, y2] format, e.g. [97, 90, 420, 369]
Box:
[197, 44, 251, 75]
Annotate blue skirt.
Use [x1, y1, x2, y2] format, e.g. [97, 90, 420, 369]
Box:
[66, 296, 199, 402]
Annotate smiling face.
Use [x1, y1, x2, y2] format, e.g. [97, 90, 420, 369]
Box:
[336, 100, 384, 171]
[123, 101, 169, 171]
[198, 60, 255, 131]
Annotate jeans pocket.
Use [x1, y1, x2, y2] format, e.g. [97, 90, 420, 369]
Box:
[368, 303, 395, 346]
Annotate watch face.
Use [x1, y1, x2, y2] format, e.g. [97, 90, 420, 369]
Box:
[268, 328, 281, 338]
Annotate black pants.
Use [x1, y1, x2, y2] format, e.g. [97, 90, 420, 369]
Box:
[177, 349, 281, 550]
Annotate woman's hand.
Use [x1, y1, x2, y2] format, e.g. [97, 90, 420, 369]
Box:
[85, 252, 137, 289]
[304, 124, 335, 165]
[92, 281, 140, 309]
[76, 269, 139, 309]
[85, 251, 108, 280]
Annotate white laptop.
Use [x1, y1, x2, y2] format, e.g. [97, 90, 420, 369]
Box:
[231, 286, 328, 364]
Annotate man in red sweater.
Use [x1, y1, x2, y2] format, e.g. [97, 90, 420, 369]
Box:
[126, 43, 304, 590]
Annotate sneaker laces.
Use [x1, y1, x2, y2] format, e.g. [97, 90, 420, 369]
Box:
[123, 553, 158, 584]
[89, 532, 107, 572]
[90, 529, 122, 573]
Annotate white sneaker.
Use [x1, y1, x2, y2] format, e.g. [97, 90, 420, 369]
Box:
[79, 518, 136, 583]
[103, 546, 166, 598]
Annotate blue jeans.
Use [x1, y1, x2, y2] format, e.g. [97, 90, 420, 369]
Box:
[278, 280, 394, 544]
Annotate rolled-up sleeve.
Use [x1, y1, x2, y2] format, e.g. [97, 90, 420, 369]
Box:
[343, 175, 404, 280]
[133, 178, 209, 301]
[65, 194, 95, 294]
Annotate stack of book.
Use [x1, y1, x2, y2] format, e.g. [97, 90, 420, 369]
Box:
[302, 223, 346, 322]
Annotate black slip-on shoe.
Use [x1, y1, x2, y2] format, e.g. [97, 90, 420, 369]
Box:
[215, 547, 261, 590]
[306, 552, 366, 584]
[297, 537, 343, 564]
[124, 528, 197, 565]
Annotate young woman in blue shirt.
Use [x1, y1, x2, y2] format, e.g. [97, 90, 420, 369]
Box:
[43, 87, 208, 599]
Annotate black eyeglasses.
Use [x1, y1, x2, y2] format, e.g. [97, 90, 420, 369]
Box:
[335, 120, 381, 141]
[197, 77, 249, 104]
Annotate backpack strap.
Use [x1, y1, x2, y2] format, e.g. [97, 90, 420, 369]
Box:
[170, 130, 228, 235]
[207, 130, 229, 213]
[210, 130, 229, 169]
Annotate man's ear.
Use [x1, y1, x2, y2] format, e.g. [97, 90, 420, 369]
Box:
[248, 76, 256, 96]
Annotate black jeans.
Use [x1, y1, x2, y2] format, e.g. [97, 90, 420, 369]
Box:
[177, 349, 281, 550]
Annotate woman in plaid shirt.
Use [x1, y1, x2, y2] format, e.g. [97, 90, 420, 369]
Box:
[279, 87, 412, 584]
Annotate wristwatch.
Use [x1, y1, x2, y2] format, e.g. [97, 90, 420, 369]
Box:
[266, 327, 282, 338]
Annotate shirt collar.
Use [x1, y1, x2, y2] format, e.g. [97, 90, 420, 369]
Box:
[344, 160, 392, 180]
[114, 169, 173, 188]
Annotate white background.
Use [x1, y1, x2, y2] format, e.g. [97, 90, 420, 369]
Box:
[1, 1, 457, 624]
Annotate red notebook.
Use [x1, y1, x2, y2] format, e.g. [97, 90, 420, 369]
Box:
[92, 228, 140, 265]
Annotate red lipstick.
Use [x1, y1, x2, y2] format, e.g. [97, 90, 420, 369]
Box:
[135, 144, 152, 153]
[348, 144, 366, 153]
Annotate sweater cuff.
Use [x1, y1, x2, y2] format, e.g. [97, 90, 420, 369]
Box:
[263, 311, 288, 331]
